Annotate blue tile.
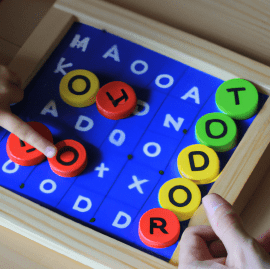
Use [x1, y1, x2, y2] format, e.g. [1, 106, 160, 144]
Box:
[57, 185, 105, 223]
[133, 130, 179, 171]
[149, 96, 200, 140]
[147, 58, 188, 94]
[170, 67, 223, 109]
[73, 147, 127, 196]
[21, 161, 77, 207]
[0, 134, 35, 193]
[101, 90, 167, 154]
[91, 197, 138, 242]
[119, 43, 168, 89]
[107, 162, 161, 209]
[60, 103, 117, 148]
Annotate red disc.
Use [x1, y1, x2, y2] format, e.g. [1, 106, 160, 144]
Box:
[6, 121, 54, 166]
[48, 139, 87, 178]
[96, 81, 137, 120]
[138, 208, 180, 248]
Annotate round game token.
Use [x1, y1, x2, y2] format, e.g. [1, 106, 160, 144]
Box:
[48, 139, 87, 177]
[195, 112, 237, 152]
[215, 78, 258, 120]
[96, 81, 137, 120]
[158, 178, 201, 221]
[138, 208, 180, 248]
[59, 69, 99, 107]
[6, 121, 54, 166]
[177, 144, 220, 185]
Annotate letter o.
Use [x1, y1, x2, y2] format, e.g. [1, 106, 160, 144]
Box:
[143, 142, 161, 157]
[130, 60, 148, 75]
[155, 74, 174, 89]
[40, 179, 57, 194]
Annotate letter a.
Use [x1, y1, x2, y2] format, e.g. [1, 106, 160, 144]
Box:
[181, 86, 200, 104]
[102, 44, 120, 62]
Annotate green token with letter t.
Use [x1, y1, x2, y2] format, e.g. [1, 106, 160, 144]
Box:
[215, 78, 258, 120]
[195, 112, 237, 152]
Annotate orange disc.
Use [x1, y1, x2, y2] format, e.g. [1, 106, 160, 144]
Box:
[138, 208, 180, 248]
[96, 81, 137, 120]
[6, 121, 54, 166]
[48, 139, 87, 178]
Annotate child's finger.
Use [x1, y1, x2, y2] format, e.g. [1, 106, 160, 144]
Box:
[0, 66, 21, 88]
[0, 109, 57, 158]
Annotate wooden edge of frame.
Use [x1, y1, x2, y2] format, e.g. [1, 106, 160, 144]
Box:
[5, 0, 270, 267]
[8, 6, 75, 90]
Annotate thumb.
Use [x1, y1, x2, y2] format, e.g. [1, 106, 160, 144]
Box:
[202, 193, 252, 253]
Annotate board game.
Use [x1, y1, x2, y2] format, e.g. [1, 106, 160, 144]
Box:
[4, 1, 270, 268]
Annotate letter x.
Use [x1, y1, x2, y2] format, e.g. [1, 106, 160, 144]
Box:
[128, 175, 149, 194]
[95, 163, 109, 178]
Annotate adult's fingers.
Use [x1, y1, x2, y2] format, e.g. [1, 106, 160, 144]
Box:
[0, 66, 23, 104]
[0, 109, 57, 158]
[202, 193, 253, 255]
[179, 225, 225, 265]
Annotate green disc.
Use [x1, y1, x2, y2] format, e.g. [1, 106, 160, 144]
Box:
[215, 78, 258, 120]
[195, 112, 237, 152]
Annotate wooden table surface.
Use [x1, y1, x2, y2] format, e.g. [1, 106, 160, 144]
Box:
[1, 0, 270, 268]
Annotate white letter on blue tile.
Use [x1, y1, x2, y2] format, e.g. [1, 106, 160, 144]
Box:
[130, 60, 148, 75]
[102, 44, 120, 62]
[54, 58, 73, 75]
[128, 175, 149, 194]
[70, 34, 90, 52]
[181, 86, 200, 104]
[109, 129, 125, 146]
[143, 142, 161, 157]
[40, 100, 58, 117]
[155, 74, 174, 89]
[40, 179, 57, 194]
[2, 160, 19, 174]
[95, 163, 110, 178]
[133, 100, 150, 116]
[112, 211, 131, 228]
[163, 114, 184, 131]
[75, 115, 94, 131]
[73, 195, 92, 212]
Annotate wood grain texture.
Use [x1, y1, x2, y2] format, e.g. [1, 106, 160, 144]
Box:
[0, 0, 55, 47]
[0, 38, 19, 65]
[102, 0, 270, 67]
[3, 0, 270, 268]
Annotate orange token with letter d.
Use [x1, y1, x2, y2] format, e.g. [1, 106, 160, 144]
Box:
[48, 139, 87, 178]
[6, 121, 54, 166]
[96, 81, 137, 120]
[139, 208, 180, 248]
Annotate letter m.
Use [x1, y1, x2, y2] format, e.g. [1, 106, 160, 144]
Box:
[70, 34, 90, 52]
[163, 114, 184, 131]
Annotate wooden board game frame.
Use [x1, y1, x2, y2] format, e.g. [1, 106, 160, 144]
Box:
[5, 0, 270, 268]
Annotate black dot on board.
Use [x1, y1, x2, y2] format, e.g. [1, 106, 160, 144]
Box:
[102, 29, 107, 33]
[20, 183, 25, 189]
[183, 129, 188, 134]
[89, 218, 96, 223]
[128, 154, 133, 160]
[159, 170, 164, 175]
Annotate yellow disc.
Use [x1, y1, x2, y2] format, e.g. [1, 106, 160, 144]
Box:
[158, 177, 201, 221]
[177, 144, 219, 185]
[196, 172, 221, 185]
[59, 69, 99, 107]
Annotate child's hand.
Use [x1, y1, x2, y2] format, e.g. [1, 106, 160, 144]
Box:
[178, 193, 270, 268]
[0, 66, 57, 158]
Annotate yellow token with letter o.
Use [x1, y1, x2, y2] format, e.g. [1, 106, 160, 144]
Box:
[158, 177, 201, 221]
[59, 69, 99, 107]
[177, 144, 219, 185]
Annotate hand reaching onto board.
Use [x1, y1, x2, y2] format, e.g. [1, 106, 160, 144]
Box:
[178, 193, 270, 268]
[0, 66, 57, 158]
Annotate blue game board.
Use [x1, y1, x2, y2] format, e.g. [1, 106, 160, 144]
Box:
[0, 22, 267, 261]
